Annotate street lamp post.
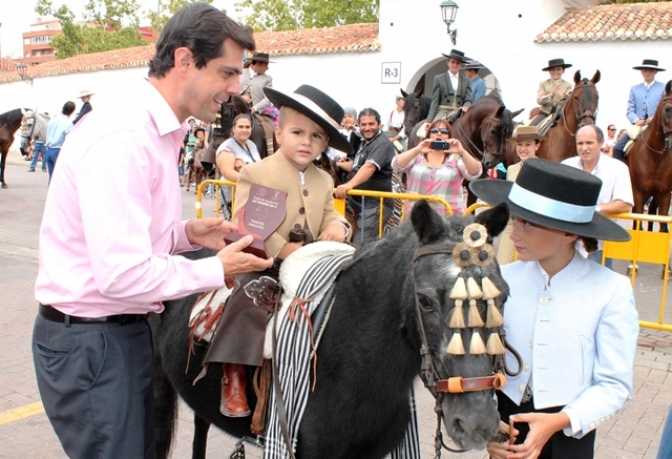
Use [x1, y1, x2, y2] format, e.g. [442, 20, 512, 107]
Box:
[440, 0, 459, 45]
[15, 63, 33, 86]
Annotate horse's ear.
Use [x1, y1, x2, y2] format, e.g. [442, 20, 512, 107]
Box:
[400, 89, 408, 98]
[511, 108, 524, 119]
[591, 70, 601, 85]
[411, 200, 445, 244]
[475, 203, 509, 239]
[495, 106, 505, 118]
[666, 80, 672, 94]
[574, 70, 582, 85]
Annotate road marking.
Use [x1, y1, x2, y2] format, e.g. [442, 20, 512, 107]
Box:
[0, 401, 44, 425]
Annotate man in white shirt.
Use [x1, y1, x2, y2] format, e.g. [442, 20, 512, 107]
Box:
[600, 124, 618, 156]
[384, 95, 406, 151]
[562, 125, 633, 268]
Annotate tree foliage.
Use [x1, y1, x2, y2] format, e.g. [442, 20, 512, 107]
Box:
[235, 0, 379, 32]
[145, 0, 217, 31]
[35, 0, 149, 59]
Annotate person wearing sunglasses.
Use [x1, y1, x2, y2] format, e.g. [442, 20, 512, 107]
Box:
[600, 124, 617, 157]
[391, 119, 481, 215]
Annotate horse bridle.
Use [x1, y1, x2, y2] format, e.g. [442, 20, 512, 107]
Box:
[20, 112, 36, 142]
[642, 96, 672, 155]
[412, 243, 522, 457]
[454, 115, 501, 164]
[561, 84, 598, 136]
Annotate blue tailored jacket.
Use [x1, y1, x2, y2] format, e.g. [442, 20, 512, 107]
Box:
[627, 81, 666, 124]
[500, 252, 638, 439]
[470, 76, 487, 102]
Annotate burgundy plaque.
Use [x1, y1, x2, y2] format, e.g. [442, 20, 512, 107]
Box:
[224, 184, 288, 258]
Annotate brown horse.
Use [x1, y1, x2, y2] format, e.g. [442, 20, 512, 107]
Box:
[0, 108, 26, 189]
[626, 80, 672, 232]
[537, 70, 600, 162]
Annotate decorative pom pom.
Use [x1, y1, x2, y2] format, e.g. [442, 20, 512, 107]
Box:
[469, 331, 486, 355]
[486, 332, 505, 355]
[463, 223, 488, 248]
[452, 243, 473, 267]
[471, 244, 495, 267]
[446, 332, 465, 355]
[481, 277, 502, 300]
[468, 299, 485, 328]
[466, 277, 483, 299]
[449, 299, 465, 329]
[486, 299, 504, 328]
[449, 277, 468, 300]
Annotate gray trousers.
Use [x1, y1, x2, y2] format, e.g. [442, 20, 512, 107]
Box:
[32, 313, 155, 459]
[354, 200, 393, 247]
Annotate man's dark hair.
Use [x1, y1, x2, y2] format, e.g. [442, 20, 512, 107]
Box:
[62, 102, 76, 116]
[358, 108, 381, 124]
[148, 3, 255, 78]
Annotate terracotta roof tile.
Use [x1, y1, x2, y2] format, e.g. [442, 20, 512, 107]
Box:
[0, 57, 17, 73]
[537, 2, 672, 42]
[0, 23, 379, 84]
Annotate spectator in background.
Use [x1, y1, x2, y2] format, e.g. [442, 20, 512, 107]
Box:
[72, 89, 94, 125]
[600, 124, 618, 157]
[464, 60, 487, 102]
[617, 128, 627, 141]
[384, 95, 406, 152]
[340, 107, 361, 160]
[44, 101, 76, 183]
[28, 134, 47, 173]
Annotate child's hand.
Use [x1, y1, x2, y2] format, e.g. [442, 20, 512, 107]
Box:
[318, 223, 347, 242]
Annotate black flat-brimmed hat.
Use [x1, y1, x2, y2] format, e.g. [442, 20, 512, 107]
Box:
[469, 158, 630, 241]
[542, 58, 572, 71]
[264, 85, 353, 154]
[441, 49, 467, 63]
[508, 126, 543, 142]
[463, 60, 484, 70]
[633, 59, 665, 71]
[250, 52, 274, 63]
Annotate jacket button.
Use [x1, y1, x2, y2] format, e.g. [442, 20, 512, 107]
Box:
[523, 364, 530, 372]
[299, 207, 305, 214]
[540, 296, 548, 305]
[303, 190, 309, 197]
[518, 384, 525, 393]
[294, 224, 302, 230]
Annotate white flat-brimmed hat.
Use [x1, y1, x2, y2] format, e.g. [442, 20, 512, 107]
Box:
[78, 89, 95, 98]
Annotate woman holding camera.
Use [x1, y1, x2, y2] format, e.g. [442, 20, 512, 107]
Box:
[391, 119, 481, 215]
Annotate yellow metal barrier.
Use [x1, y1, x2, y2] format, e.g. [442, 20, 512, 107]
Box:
[195, 179, 237, 219]
[463, 202, 492, 215]
[603, 213, 672, 332]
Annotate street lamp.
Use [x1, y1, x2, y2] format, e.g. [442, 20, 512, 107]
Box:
[16, 63, 33, 86]
[440, 0, 459, 45]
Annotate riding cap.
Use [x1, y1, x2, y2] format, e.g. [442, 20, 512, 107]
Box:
[469, 158, 630, 241]
[633, 59, 665, 71]
[508, 126, 543, 142]
[250, 52, 274, 64]
[441, 49, 468, 63]
[463, 60, 484, 70]
[264, 85, 353, 154]
[542, 59, 572, 71]
[78, 89, 95, 98]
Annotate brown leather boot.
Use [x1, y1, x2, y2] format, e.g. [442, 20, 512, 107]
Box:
[221, 363, 251, 418]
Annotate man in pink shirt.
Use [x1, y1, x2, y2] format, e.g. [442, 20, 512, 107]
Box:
[32, 5, 271, 459]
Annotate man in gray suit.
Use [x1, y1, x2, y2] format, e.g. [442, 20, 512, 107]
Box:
[240, 52, 274, 114]
[427, 49, 473, 122]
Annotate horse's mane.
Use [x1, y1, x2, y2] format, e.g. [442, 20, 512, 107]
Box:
[498, 106, 515, 141]
[0, 108, 23, 129]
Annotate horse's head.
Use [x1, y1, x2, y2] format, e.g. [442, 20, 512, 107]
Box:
[466, 98, 518, 169]
[570, 70, 600, 130]
[409, 201, 510, 450]
[658, 81, 672, 152]
[402, 89, 431, 138]
[20, 109, 37, 149]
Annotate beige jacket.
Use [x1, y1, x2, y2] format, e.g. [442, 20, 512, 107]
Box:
[239, 69, 273, 113]
[537, 79, 573, 114]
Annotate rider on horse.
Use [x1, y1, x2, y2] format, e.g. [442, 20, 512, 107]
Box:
[537, 58, 573, 117]
[426, 49, 473, 123]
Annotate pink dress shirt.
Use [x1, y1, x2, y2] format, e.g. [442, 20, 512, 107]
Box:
[35, 79, 224, 317]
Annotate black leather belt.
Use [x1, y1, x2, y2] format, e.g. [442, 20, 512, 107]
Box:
[39, 304, 148, 325]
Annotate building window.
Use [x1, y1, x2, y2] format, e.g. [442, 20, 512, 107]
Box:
[30, 36, 53, 45]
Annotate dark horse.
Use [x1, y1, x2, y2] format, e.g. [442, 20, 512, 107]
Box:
[536, 70, 600, 162]
[152, 201, 512, 459]
[402, 89, 431, 142]
[0, 108, 26, 188]
[626, 80, 672, 232]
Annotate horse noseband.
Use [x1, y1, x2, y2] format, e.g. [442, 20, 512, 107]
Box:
[435, 374, 506, 394]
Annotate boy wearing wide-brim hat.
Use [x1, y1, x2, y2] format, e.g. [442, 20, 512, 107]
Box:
[426, 48, 473, 122]
[202, 84, 352, 420]
[537, 58, 573, 116]
[613, 59, 667, 160]
[471, 159, 638, 459]
[72, 89, 94, 125]
[240, 52, 275, 113]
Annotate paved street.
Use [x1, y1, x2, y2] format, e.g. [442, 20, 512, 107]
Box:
[1, 153, 671, 458]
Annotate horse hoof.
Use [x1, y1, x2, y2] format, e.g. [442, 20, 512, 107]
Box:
[1, 183, 7, 189]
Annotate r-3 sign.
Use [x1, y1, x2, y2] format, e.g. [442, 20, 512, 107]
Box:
[381, 62, 401, 84]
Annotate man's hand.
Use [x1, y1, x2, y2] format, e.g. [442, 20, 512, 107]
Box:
[318, 223, 347, 242]
[335, 183, 353, 199]
[461, 106, 469, 112]
[217, 235, 273, 278]
[635, 119, 647, 126]
[336, 158, 353, 171]
[186, 218, 237, 250]
[486, 420, 519, 459]
[505, 412, 569, 459]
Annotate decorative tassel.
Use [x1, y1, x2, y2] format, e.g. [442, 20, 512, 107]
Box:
[446, 332, 465, 355]
[486, 332, 505, 355]
[468, 299, 485, 328]
[486, 299, 504, 328]
[466, 277, 483, 299]
[449, 277, 468, 300]
[448, 299, 466, 329]
[469, 331, 486, 355]
[481, 276, 501, 300]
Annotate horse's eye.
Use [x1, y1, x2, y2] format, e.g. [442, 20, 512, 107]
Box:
[417, 293, 434, 310]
